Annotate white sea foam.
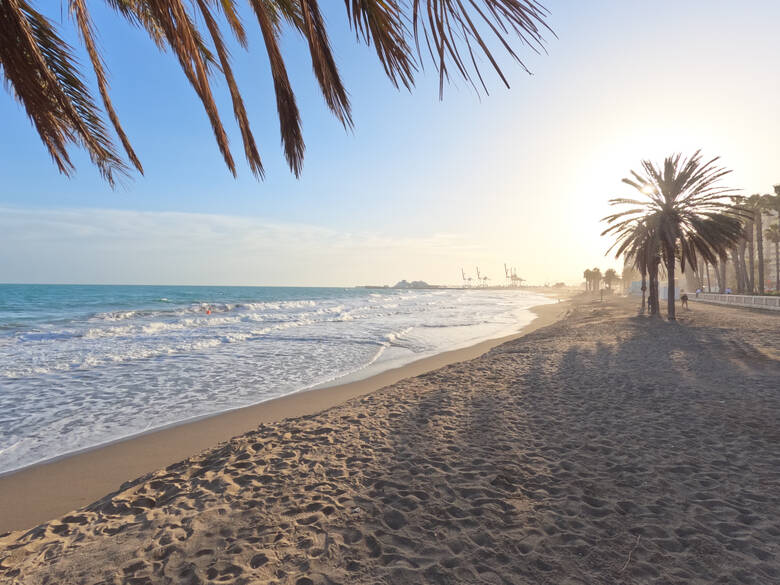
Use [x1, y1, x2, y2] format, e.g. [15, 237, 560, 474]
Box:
[0, 287, 552, 475]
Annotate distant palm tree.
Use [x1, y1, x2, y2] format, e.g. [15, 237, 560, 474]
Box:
[747, 194, 767, 294]
[729, 203, 751, 294]
[764, 188, 780, 256]
[583, 269, 593, 291]
[603, 151, 745, 320]
[603, 217, 659, 315]
[603, 268, 618, 290]
[740, 194, 767, 293]
[0, 0, 552, 184]
[766, 224, 780, 292]
[591, 267, 603, 291]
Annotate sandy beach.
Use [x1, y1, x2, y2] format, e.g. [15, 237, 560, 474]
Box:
[1, 295, 779, 584]
[0, 300, 567, 534]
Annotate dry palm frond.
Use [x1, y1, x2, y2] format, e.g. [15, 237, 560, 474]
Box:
[2, 0, 553, 182]
[299, 0, 353, 128]
[196, 0, 264, 177]
[409, 0, 552, 97]
[144, 0, 237, 175]
[219, 0, 248, 47]
[249, 0, 304, 175]
[0, 0, 128, 184]
[69, 0, 143, 173]
[344, 0, 415, 89]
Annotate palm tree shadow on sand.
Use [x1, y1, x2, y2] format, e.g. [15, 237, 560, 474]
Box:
[353, 299, 780, 584]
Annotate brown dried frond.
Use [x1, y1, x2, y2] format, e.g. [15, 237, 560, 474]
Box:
[144, 0, 237, 175]
[197, 0, 264, 178]
[69, 0, 143, 173]
[103, 0, 167, 47]
[217, 0, 248, 47]
[0, 0, 128, 184]
[3, 0, 553, 183]
[344, 0, 415, 89]
[298, 0, 353, 128]
[250, 0, 305, 176]
[410, 0, 552, 98]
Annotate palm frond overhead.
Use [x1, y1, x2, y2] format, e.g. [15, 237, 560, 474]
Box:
[0, 0, 129, 184]
[1, 0, 553, 182]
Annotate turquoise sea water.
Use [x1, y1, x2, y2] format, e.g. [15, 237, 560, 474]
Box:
[0, 284, 551, 474]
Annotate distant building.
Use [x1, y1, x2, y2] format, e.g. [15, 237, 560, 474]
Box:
[627, 281, 644, 295]
[393, 280, 432, 289]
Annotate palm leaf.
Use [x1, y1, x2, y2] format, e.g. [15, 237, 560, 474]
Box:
[3, 0, 554, 181]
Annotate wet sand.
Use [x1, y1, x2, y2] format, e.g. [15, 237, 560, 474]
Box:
[1, 295, 778, 584]
[0, 301, 567, 534]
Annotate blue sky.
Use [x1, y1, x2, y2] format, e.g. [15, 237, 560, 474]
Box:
[2, 1, 780, 285]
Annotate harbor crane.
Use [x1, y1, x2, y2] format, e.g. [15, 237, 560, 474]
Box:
[476, 267, 489, 287]
[461, 268, 473, 287]
[510, 267, 525, 287]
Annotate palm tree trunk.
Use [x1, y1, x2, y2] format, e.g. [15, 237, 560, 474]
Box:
[747, 220, 755, 293]
[719, 252, 727, 293]
[666, 251, 676, 321]
[756, 210, 764, 294]
[772, 239, 779, 290]
[733, 247, 744, 293]
[648, 256, 660, 316]
[705, 260, 712, 292]
[713, 258, 721, 292]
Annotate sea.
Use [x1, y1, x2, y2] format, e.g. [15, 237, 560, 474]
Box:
[0, 284, 552, 475]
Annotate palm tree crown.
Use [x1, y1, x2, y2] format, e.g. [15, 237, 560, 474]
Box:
[603, 268, 618, 289]
[602, 150, 745, 320]
[0, 0, 553, 184]
[583, 269, 592, 290]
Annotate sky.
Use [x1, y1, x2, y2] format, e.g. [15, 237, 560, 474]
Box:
[2, 1, 780, 286]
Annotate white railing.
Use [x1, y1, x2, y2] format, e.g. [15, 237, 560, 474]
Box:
[690, 292, 780, 311]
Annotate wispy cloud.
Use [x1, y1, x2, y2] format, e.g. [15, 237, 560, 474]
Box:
[0, 207, 486, 285]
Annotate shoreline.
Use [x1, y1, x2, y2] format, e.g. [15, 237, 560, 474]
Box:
[4, 296, 777, 584]
[0, 300, 569, 534]
[0, 297, 548, 480]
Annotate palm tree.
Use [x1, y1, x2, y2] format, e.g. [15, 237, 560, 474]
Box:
[703, 258, 712, 292]
[743, 194, 767, 294]
[603, 268, 618, 290]
[766, 224, 780, 292]
[603, 151, 745, 320]
[738, 195, 767, 293]
[718, 250, 728, 293]
[583, 269, 593, 291]
[603, 217, 660, 315]
[591, 268, 603, 291]
[764, 189, 780, 288]
[734, 222, 750, 293]
[0, 1, 553, 184]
